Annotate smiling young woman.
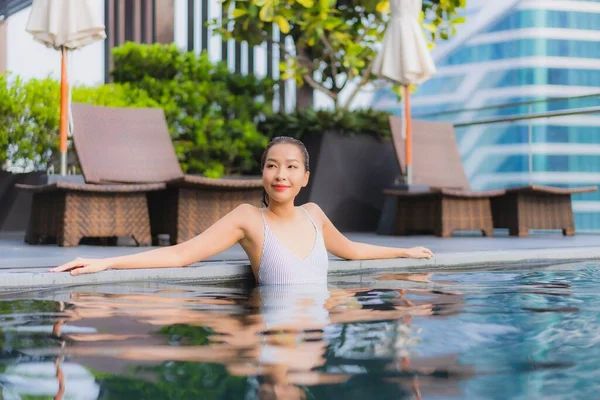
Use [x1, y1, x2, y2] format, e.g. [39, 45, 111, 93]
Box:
[51, 137, 433, 284]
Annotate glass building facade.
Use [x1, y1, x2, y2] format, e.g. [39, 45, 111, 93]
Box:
[373, 0, 600, 231]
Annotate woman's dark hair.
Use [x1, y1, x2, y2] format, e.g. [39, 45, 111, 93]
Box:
[260, 136, 310, 207]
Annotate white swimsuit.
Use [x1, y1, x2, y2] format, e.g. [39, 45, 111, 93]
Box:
[258, 207, 329, 285]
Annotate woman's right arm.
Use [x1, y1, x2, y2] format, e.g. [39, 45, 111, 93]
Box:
[50, 204, 253, 275]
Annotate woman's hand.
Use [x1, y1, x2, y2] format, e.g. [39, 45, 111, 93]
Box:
[403, 246, 434, 259]
[49, 258, 113, 275]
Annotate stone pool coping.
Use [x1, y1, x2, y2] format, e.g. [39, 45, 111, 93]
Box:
[2, 240, 600, 290]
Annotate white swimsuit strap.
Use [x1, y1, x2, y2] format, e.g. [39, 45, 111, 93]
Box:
[299, 206, 318, 231]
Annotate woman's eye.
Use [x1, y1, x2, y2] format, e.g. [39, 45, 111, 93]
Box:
[267, 164, 276, 168]
[289, 165, 297, 169]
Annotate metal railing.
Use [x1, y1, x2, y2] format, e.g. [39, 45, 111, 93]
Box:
[454, 105, 600, 128]
[415, 92, 600, 119]
[453, 104, 600, 193]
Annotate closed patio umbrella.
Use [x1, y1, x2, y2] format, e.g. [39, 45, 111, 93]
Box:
[26, 0, 106, 176]
[373, 0, 436, 184]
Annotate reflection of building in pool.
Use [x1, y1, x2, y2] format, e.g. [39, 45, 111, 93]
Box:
[442, 268, 595, 399]
[327, 289, 422, 359]
[2, 362, 100, 399]
[372, 0, 600, 231]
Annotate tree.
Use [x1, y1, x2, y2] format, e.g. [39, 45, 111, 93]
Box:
[214, 0, 467, 110]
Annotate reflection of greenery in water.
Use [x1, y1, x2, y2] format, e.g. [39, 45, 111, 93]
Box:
[94, 362, 250, 400]
[92, 361, 413, 400]
[0, 300, 60, 314]
[0, 300, 63, 358]
[157, 325, 214, 346]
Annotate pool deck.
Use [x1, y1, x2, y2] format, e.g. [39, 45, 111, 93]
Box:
[1, 230, 600, 290]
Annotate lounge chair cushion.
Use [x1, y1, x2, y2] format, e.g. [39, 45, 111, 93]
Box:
[176, 175, 264, 189]
[384, 187, 505, 198]
[16, 182, 166, 193]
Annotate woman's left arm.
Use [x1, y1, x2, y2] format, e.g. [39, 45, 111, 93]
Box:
[305, 203, 433, 260]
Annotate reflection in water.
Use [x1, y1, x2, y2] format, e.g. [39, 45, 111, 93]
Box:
[0, 264, 598, 399]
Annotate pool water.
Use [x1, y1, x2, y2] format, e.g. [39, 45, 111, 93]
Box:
[1, 262, 599, 399]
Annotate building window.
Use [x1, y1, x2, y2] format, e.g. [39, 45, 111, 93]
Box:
[479, 68, 600, 89]
[415, 75, 465, 96]
[487, 9, 600, 32]
[441, 39, 600, 65]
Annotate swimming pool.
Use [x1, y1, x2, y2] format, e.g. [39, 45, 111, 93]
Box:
[0, 262, 598, 399]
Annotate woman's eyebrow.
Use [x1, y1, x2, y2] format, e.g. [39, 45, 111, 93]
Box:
[266, 158, 299, 163]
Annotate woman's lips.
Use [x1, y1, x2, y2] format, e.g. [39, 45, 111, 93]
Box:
[272, 185, 289, 192]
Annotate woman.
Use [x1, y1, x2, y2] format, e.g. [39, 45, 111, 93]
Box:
[51, 137, 433, 283]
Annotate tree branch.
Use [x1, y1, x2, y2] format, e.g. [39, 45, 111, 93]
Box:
[342, 56, 376, 110]
[338, 70, 352, 92]
[258, 30, 335, 102]
[259, 31, 318, 71]
[303, 72, 338, 101]
[320, 33, 339, 92]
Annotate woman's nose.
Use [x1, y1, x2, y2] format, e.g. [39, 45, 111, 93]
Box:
[275, 169, 287, 180]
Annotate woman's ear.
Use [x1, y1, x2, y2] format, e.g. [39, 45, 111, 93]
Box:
[302, 171, 310, 187]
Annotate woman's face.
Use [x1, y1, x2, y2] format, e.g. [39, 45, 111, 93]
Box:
[262, 143, 310, 205]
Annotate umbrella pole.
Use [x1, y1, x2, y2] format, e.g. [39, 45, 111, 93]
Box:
[59, 46, 68, 176]
[404, 85, 412, 185]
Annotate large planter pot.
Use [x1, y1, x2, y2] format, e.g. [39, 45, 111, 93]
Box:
[0, 172, 84, 233]
[297, 131, 400, 232]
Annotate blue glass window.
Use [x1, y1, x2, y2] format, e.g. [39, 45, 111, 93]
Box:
[441, 40, 600, 65]
[415, 75, 465, 96]
[487, 9, 600, 32]
[575, 213, 600, 232]
[479, 68, 600, 89]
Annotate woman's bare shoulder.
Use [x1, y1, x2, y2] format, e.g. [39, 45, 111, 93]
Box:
[232, 203, 263, 219]
[301, 202, 327, 225]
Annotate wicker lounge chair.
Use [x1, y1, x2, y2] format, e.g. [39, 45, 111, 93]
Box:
[16, 181, 165, 247]
[385, 117, 598, 237]
[383, 118, 505, 237]
[71, 103, 263, 244]
[491, 185, 596, 236]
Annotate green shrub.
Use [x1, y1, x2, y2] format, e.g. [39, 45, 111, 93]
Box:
[258, 108, 393, 142]
[0, 73, 157, 172]
[0, 74, 57, 171]
[111, 42, 274, 177]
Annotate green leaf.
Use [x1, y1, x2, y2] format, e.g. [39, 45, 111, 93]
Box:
[274, 16, 290, 33]
[422, 23, 436, 33]
[452, 16, 466, 24]
[323, 17, 342, 30]
[258, 0, 274, 21]
[376, 0, 389, 13]
[319, 0, 328, 12]
[295, 0, 314, 7]
[231, 8, 248, 18]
